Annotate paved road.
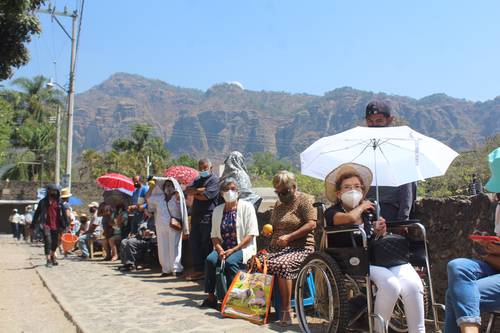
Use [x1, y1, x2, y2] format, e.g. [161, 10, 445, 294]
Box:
[0, 236, 77, 333]
[1, 235, 301, 333]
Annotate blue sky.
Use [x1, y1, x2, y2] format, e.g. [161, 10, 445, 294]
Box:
[10, 0, 500, 101]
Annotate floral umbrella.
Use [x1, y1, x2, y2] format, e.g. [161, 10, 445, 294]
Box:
[163, 165, 199, 186]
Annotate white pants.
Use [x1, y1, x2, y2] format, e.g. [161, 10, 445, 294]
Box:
[156, 223, 183, 274]
[370, 263, 425, 333]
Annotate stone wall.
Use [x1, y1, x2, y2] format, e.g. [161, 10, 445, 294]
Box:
[414, 193, 496, 303]
[0, 181, 102, 233]
[0, 180, 102, 203]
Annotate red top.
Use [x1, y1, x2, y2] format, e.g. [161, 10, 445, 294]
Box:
[46, 200, 59, 230]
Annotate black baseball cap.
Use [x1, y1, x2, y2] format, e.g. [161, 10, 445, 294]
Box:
[365, 100, 391, 117]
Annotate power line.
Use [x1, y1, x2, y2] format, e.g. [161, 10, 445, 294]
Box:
[73, 0, 84, 74]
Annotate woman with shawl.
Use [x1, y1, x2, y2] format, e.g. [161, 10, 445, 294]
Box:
[146, 177, 189, 277]
[220, 151, 261, 210]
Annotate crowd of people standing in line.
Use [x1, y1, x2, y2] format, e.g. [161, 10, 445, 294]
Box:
[16, 100, 499, 332]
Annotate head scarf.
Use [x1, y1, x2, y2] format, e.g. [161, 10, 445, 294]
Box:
[151, 176, 189, 235]
[220, 151, 261, 205]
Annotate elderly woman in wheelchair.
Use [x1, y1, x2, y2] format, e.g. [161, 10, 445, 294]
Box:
[294, 163, 431, 333]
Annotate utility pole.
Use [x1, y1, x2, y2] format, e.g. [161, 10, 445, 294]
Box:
[39, 5, 78, 190]
[48, 106, 61, 185]
[146, 155, 152, 177]
[55, 105, 61, 185]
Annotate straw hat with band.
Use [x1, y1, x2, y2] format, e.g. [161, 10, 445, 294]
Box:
[60, 187, 72, 198]
[88, 201, 99, 208]
[324, 163, 373, 203]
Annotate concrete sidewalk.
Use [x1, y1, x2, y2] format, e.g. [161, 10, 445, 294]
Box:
[23, 237, 301, 333]
[0, 235, 77, 333]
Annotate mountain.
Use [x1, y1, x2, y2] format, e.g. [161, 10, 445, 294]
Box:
[74, 73, 500, 163]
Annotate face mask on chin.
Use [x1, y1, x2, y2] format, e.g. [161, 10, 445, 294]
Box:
[340, 190, 363, 208]
[222, 190, 238, 203]
[164, 185, 175, 195]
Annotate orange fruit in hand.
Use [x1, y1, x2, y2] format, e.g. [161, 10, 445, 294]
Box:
[263, 224, 273, 235]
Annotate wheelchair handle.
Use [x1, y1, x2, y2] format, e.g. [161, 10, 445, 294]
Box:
[384, 219, 421, 227]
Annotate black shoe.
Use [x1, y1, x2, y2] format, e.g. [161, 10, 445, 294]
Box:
[200, 298, 218, 309]
[46, 260, 53, 268]
[172, 271, 184, 277]
[52, 258, 59, 266]
[119, 264, 133, 272]
[160, 272, 172, 277]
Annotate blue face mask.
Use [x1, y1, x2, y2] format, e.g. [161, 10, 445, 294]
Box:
[199, 170, 210, 178]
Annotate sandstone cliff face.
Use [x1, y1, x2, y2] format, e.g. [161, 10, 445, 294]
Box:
[74, 73, 499, 161]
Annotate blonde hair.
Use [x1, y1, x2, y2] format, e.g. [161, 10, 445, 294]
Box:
[272, 170, 297, 189]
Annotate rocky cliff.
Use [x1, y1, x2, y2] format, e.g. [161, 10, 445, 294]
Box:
[74, 73, 500, 162]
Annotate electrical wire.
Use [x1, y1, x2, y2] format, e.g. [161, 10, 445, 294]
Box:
[73, 0, 84, 74]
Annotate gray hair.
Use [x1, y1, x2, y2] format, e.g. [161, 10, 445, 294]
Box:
[198, 158, 212, 168]
[272, 170, 297, 189]
[220, 177, 239, 191]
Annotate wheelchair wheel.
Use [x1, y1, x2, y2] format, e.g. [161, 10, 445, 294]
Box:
[295, 251, 349, 333]
[388, 278, 430, 332]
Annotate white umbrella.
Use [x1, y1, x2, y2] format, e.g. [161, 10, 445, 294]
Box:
[301, 126, 459, 186]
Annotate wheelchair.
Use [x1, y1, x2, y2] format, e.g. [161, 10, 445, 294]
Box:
[293, 203, 445, 333]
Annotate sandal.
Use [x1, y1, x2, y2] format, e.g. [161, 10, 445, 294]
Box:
[200, 297, 218, 309]
[186, 272, 205, 281]
[279, 310, 292, 326]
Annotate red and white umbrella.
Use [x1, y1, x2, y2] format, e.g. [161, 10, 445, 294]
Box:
[163, 165, 199, 186]
[96, 173, 135, 196]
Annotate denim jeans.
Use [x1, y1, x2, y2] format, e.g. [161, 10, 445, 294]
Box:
[43, 229, 60, 255]
[204, 250, 244, 298]
[78, 234, 94, 257]
[445, 258, 500, 333]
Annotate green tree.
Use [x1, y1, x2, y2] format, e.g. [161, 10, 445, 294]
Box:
[169, 153, 198, 169]
[0, 98, 13, 164]
[0, 0, 45, 80]
[248, 151, 324, 199]
[3, 120, 55, 180]
[12, 75, 64, 121]
[78, 149, 106, 180]
[248, 151, 293, 177]
[112, 124, 170, 175]
[79, 124, 172, 179]
[418, 134, 500, 197]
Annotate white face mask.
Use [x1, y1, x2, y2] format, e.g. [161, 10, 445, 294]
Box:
[222, 190, 238, 203]
[340, 190, 363, 208]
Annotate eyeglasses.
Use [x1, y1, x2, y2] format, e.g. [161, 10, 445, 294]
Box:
[274, 188, 291, 196]
[341, 185, 363, 191]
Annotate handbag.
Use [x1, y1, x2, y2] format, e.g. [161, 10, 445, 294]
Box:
[215, 260, 228, 301]
[370, 233, 410, 268]
[221, 256, 275, 325]
[165, 194, 183, 232]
